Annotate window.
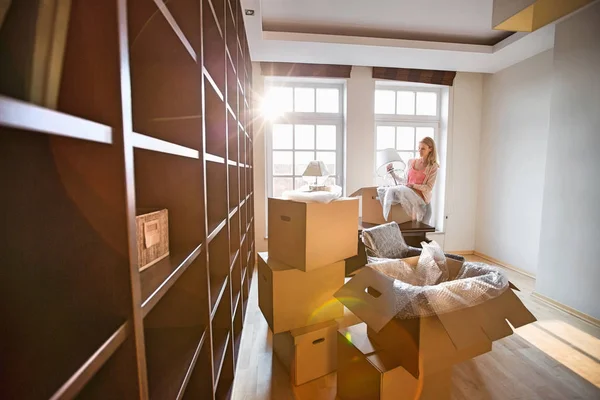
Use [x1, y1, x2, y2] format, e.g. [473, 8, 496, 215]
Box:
[374, 86, 441, 183]
[265, 81, 344, 198]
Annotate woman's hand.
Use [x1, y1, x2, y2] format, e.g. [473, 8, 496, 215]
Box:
[406, 183, 414, 188]
[386, 163, 394, 173]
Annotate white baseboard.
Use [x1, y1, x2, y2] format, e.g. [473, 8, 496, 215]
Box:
[531, 291, 600, 328]
[473, 251, 536, 279]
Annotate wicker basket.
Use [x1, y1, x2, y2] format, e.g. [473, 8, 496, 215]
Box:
[136, 209, 169, 271]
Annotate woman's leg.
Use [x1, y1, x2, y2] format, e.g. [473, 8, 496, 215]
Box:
[423, 203, 432, 224]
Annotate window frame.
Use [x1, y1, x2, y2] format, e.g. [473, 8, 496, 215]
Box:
[374, 84, 442, 166]
[265, 80, 345, 199]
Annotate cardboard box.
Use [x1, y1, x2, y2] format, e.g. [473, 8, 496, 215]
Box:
[268, 198, 359, 272]
[136, 209, 169, 271]
[337, 323, 451, 400]
[349, 187, 411, 225]
[334, 257, 536, 379]
[273, 320, 338, 385]
[258, 252, 344, 333]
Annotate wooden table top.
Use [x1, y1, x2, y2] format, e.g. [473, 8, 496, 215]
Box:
[358, 218, 436, 233]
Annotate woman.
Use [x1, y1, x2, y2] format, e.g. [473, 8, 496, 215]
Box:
[387, 136, 439, 223]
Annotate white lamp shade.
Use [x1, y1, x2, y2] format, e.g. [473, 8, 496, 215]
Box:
[376, 148, 406, 177]
[302, 160, 330, 177]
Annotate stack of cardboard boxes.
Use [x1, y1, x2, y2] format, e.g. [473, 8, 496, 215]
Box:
[258, 197, 359, 385]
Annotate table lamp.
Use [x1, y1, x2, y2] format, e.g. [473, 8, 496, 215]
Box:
[302, 160, 330, 191]
[376, 148, 406, 185]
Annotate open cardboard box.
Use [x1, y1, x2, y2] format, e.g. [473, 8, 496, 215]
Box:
[273, 319, 338, 386]
[337, 323, 452, 400]
[258, 252, 344, 333]
[268, 197, 359, 272]
[349, 187, 411, 225]
[334, 256, 537, 379]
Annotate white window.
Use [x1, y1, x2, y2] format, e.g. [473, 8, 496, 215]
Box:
[265, 81, 344, 198]
[374, 85, 441, 184]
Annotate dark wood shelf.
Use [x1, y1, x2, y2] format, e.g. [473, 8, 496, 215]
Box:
[182, 334, 214, 399]
[50, 322, 130, 400]
[210, 275, 229, 317]
[0, 96, 112, 144]
[175, 328, 209, 400]
[1, 0, 253, 396]
[206, 152, 226, 164]
[141, 245, 203, 316]
[214, 340, 234, 399]
[152, 0, 197, 62]
[132, 132, 200, 159]
[144, 326, 205, 400]
[213, 332, 231, 386]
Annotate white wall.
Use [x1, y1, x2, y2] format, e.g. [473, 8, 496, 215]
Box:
[346, 67, 375, 195]
[444, 73, 483, 252]
[536, 3, 600, 320]
[252, 66, 485, 252]
[475, 50, 553, 275]
[251, 65, 268, 252]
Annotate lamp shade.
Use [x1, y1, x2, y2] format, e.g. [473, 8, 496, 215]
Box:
[376, 148, 406, 177]
[302, 160, 330, 177]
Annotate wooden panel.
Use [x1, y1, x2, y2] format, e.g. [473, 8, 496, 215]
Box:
[372, 67, 457, 86]
[261, 62, 352, 78]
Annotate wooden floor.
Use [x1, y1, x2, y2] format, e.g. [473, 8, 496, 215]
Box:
[231, 256, 600, 400]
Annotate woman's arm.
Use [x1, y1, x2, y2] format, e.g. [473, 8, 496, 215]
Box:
[411, 164, 438, 196]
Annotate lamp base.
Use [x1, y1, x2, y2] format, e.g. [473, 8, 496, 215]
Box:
[308, 184, 328, 192]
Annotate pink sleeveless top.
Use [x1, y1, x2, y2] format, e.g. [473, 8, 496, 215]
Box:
[407, 160, 427, 185]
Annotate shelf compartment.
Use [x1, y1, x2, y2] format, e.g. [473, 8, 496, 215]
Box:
[158, 0, 201, 59]
[211, 279, 232, 375]
[128, 0, 203, 151]
[228, 164, 239, 212]
[141, 245, 203, 317]
[135, 148, 205, 255]
[0, 130, 131, 400]
[229, 210, 240, 257]
[225, 2, 237, 70]
[206, 160, 228, 234]
[227, 109, 238, 163]
[232, 294, 243, 368]
[74, 333, 139, 400]
[132, 132, 199, 159]
[205, 75, 227, 159]
[209, 225, 230, 310]
[203, 0, 226, 94]
[144, 326, 205, 400]
[231, 254, 242, 316]
[215, 334, 234, 400]
[0, 96, 112, 144]
[52, 322, 130, 400]
[144, 254, 208, 400]
[181, 334, 213, 399]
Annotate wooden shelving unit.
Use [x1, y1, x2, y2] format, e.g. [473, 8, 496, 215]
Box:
[0, 0, 255, 398]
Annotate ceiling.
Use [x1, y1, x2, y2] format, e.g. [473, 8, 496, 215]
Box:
[241, 0, 556, 73]
[261, 0, 511, 46]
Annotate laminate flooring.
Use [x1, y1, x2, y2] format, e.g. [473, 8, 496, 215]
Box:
[232, 256, 600, 400]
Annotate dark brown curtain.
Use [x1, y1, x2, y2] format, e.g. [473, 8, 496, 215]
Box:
[373, 67, 456, 86]
[260, 62, 352, 78]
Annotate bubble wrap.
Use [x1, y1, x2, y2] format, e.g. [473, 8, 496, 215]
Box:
[377, 185, 427, 222]
[367, 244, 509, 319]
[282, 185, 342, 203]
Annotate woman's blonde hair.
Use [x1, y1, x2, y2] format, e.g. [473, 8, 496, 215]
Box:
[419, 136, 438, 166]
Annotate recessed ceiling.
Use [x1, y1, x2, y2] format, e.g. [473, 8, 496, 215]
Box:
[261, 0, 511, 45]
[241, 0, 558, 73]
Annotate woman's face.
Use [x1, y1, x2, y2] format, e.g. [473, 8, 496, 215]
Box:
[418, 142, 432, 158]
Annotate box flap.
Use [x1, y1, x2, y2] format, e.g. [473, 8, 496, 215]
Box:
[338, 323, 379, 356]
[349, 186, 377, 197]
[435, 306, 491, 350]
[334, 268, 397, 332]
